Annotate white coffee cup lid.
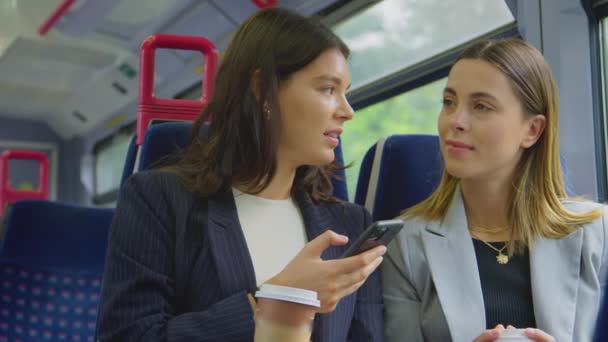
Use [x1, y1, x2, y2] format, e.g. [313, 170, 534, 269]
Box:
[496, 329, 532, 341]
[255, 284, 321, 308]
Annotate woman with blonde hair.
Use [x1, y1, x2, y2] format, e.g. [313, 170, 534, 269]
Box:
[382, 38, 607, 342]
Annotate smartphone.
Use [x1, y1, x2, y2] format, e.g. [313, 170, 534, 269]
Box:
[341, 219, 404, 258]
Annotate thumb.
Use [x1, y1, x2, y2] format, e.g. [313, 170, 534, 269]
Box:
[303, 230, 348, 257]
[473, 326, 502, 342]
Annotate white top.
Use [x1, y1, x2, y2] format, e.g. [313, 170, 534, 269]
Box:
[232, 188, 307, 285]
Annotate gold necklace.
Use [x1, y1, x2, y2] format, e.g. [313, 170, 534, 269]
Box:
[469, 228, 511, 265]
[478, 239, 510, 264]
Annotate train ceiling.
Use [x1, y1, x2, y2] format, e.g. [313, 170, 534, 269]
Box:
[0, 0, 342, 139]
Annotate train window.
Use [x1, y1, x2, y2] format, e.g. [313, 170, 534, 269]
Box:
[93, 125, 135, 205]
[334, 0, 515, 90]
[6, 159, 41, 190]
[600, 16, 608, 193]
[341, 77, 446, 196]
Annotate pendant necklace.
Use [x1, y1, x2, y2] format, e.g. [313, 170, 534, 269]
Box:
[479, 239, 510, 264]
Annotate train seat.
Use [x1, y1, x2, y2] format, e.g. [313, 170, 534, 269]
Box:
[354, 135, 441, 221]
[355, 134, 575, 221]
[120, 121, 350, 201]
[0, 200, 113, 342]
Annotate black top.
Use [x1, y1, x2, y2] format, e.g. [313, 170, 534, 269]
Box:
[473, 239, 536, 329]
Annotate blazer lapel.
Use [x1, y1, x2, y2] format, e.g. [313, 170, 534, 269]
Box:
[294, 192, 350, 341]
[530, 229, 582, 341]
[421, 188, 486, 341]
[207, 191, 257, 296]
[293, 191, 334, 254]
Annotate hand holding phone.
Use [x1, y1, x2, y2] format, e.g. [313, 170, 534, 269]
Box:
[341, 219, 404, 258]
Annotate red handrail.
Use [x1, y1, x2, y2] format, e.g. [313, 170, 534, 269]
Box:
[137, 34, 218, 145]
[38, 0, 76, 35]
[252, 0, 278, 9]
[0, 150, 50, 215]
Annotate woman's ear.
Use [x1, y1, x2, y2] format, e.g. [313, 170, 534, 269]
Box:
[521, 114, 546, 148]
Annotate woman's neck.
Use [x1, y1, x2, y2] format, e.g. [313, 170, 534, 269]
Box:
[460, 177, 513, 242]
[235, 161, 296, 200]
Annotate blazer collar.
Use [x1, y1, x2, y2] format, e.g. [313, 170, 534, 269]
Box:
[293, 191, 350, 339]
[422, 187, 583, 341]
[207, 190, 258, 295]
[293, 191, 334, 246]
[421, 186, 486, 341]
[529, 228, 582, 341]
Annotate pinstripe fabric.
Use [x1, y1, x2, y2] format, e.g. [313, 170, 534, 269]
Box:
[96, 171, 384, 342]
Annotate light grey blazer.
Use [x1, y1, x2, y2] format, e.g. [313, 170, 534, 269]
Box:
[382, 189, 608, 342]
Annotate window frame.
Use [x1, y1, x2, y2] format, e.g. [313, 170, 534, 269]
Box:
[345, 22, 519, 111]
[92, 121, 136, 205]
[583, 0, 608, 202]
[331, 7, 518, 197]
[169, 1, 521, 201]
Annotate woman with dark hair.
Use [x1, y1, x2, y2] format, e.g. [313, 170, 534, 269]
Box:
[96, 8, 385, 342]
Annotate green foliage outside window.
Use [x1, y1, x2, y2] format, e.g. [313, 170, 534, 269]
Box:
[333, 0, 513, 200]
[340, 79, 445, 199]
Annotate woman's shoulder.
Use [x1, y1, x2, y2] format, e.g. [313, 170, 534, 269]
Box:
[125, 169, 179, 186]
[327, 200, 368, 223]
[338, 201, 367, 217]
[561, 200, 607, 261]
[561, 199, 606, 213]
[120, 170, 196, 211]
[398, 214, 434, 237]
[561, 199, 608, 232]
[124, 170, 189, 196]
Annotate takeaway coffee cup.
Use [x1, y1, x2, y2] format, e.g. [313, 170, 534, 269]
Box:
[254, 284, 320, 342]
[496, 329, 533, 341]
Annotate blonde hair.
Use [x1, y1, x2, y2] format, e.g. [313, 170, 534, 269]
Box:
[404, 38, 602, 255]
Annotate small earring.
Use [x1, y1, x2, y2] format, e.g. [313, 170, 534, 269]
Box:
[264, 108, 271, 120]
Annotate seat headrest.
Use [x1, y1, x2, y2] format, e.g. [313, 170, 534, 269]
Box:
[355, 135, 442, 221]
[356, 134, 575, 221]
[120, 122, 209, 187]
[121, 121, 349, 201]
[0, 200, 114, 273]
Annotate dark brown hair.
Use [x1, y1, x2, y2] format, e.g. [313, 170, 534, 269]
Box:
[164, 8, 350, 203]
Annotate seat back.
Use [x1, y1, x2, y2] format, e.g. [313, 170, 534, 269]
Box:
[595, 289, 608, 341]
[121, 122, 350, 201]
[121, 34, 217, 186]
[0, 201, 113, 271]
[0, 150, 49, 219]
[120, 121, 205, 186]
[332, 139, 348, 201]
[355, 134, 575, 221]
[355, 135, 443, 221]
[0, 200, 114, 342]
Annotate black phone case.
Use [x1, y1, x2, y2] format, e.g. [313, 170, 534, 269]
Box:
[341, 219, 404, 258]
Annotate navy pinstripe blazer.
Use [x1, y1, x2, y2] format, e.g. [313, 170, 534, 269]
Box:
[96, 171, 384, 342]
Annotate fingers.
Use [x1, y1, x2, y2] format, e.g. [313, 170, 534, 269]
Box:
[303, 230, 348, 257]
[336, 256, 384, 295]
[524, 328, 555, 342]
[472, 330, 499, 342]
[317, 279, 365, 314]
[318, 255, 384, 313]
[316, 251, 384, 313]
[342, 256, 383, 287]
[332, 245, 387, 273]
[473, 325, 504, 342]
